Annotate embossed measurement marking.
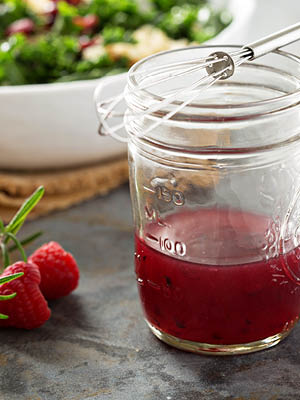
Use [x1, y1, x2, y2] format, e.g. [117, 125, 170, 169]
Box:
[143, 185, 156, 194]
[144, 204, 169, 227]
[156, 186, 185, 206]
[144, 178, 186, 255]
[145, 234, 186, 257]
[145, 233, 159, 243]
[160, 237, 187, 257]
[144, 205, 157, 221]
[144, 179, 185, 207]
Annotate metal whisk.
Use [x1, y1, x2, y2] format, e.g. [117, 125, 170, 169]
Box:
[95, 22, 300, 143]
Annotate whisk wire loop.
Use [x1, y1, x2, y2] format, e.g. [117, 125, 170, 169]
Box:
[95, 22, 300, 142]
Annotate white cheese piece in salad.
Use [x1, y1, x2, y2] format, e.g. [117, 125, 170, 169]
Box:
[106, 25, 188, 65]
[82, 42, 107, 63]
[25, 0, 54, 14]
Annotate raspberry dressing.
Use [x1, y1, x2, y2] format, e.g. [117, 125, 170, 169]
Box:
[135, 208, 300, 345]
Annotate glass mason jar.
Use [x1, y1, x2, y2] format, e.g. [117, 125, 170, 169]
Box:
[100, 45, 300, 355]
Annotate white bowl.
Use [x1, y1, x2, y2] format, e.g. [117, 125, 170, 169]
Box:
[0, 0, 255, 170]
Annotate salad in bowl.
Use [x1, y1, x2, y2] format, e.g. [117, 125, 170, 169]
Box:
[0, 0, 255, 169]
[0, 0, 232, 85]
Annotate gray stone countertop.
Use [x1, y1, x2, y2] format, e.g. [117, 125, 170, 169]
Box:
[0, 185, 300, 400]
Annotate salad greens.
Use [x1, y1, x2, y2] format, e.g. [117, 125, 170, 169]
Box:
[0, 0, 232, 85]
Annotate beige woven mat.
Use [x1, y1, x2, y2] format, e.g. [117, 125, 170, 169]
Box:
[0, 158, 129, 223]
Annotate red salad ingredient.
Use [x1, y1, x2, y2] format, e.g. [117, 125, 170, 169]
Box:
[6, 18, 35, 36]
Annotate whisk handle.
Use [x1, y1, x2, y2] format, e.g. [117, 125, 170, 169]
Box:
[243, 22, 300, 60]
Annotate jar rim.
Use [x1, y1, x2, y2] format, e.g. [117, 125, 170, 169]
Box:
[127, 45, 300, 112]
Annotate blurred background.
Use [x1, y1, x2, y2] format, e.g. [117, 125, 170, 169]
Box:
[240, 0, 300, 50]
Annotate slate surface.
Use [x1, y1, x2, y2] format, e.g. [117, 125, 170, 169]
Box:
[0, 185, 300, 400]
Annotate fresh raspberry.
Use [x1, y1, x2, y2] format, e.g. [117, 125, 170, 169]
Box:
[0, 262, 51, 329]
[29, 242, 80, 300]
